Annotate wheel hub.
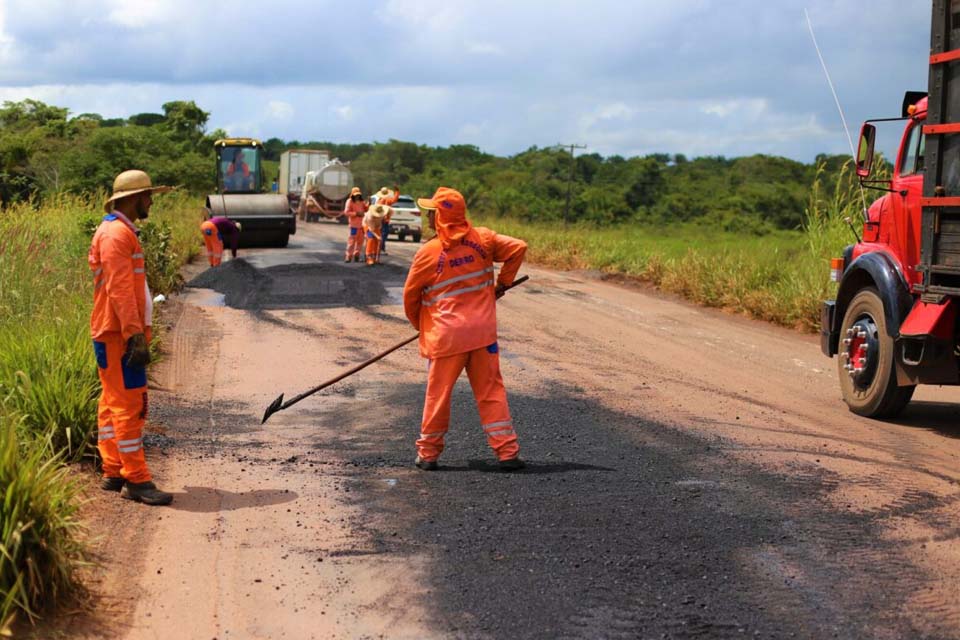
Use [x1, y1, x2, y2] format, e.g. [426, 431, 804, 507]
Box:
[841, 317, 879, 389]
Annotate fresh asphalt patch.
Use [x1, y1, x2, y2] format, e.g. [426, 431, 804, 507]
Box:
[187, 256, 408, 310]
[285, 378, 942, 640]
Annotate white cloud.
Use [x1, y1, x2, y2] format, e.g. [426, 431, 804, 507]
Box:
[466, 42, 504, 56]
[266, 100, 294, 121]
[332, 105, 354, 121]
[105, 0, 180, 28]
[0, 0, 934, 161]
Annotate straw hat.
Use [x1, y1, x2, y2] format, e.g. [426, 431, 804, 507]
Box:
[376, 186, 395, 200]
[104, 170, 173, 213]
[364, 203, 390, 230]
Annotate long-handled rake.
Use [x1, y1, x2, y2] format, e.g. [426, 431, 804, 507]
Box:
[261, 275, 529, 424]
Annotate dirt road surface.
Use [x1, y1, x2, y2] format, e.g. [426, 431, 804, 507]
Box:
[63, 221, 960, 640]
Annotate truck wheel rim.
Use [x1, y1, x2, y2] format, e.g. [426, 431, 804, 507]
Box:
[842, 315, 880, 390]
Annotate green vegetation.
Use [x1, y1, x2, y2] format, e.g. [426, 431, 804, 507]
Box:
[0, 191, 197, 630]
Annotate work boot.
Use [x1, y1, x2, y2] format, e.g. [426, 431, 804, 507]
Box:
[100, 476, 124, 492]
[344, 257, 351, 263]
[120, 481, 173, 506]
[415, 456, 439, 471]
[498, 457, 526, 472]
[353, 255, 360, 262]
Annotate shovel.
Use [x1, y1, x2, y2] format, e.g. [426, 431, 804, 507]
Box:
[261, 275, 528, 424]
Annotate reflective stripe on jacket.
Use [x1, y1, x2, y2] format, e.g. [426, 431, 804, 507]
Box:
[403, 226, 526, 358]
[89, 213, 147, 341]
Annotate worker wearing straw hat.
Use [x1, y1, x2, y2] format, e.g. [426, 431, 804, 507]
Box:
[402, 187, 527, 471]
[374, 185, 399, 254]
[89, 170, 174, 506]
[363, 203, 390, 265]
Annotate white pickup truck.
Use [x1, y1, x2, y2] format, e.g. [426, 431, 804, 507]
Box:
[371, 193, 422, 242]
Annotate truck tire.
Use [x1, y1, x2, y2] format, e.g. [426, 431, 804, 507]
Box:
[398, 232, 407, 242]
[412, 232, 422, 243]
[837, 287, 915, 417]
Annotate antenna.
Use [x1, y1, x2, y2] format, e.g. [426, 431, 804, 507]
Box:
[804, 8, 868, 221]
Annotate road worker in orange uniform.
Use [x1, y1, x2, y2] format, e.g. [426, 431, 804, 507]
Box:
[200, 216, 241, 267]
[374, 185, 400, 255]
[402, 187, 527, 471]
[343, 186, 367, 262]
[89, 170, 173, 506]
[363, 203, 391, 265]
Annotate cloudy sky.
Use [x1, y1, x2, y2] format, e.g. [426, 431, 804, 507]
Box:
[0, 0, 932, 161]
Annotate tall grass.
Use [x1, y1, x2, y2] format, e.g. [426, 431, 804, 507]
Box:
[0, 416, 86, 633]
[475, 159, 869, 331]
[0, 190, 199, 630]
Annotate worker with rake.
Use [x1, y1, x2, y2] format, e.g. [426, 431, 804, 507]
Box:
[363, 202, 390, 265]
[373, 185, 400, 255]
[89, 170, 174, 506]
[402, 187, 527, 471]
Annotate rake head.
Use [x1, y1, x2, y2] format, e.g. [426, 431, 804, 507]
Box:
[261, 393, 285, 425]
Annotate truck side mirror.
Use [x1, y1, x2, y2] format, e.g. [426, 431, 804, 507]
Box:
[856, 123, 876, 178]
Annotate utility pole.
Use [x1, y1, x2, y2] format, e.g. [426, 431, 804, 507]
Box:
[558, 143, 587, 227]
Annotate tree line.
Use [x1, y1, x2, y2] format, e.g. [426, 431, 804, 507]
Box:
[0, 99, 854, 233]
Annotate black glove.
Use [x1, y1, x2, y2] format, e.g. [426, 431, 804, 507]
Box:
[125, 333, 151, 368]
[495, 283, 507, 299]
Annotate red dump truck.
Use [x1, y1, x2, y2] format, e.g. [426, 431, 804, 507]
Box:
[820, 0, 960, 417]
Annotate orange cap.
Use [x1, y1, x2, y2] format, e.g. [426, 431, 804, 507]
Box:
[417, 187, 466, 216]
[350, 186, 362, 196]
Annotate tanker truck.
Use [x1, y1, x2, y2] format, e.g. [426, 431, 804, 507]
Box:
[206, 138, 297, 247]
[297, 159, 353, 223]
[820, 0, 960, 417]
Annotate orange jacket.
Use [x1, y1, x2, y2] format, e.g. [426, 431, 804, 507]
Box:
[343, 199, 367, 229]
[89, 213, 147, 341]
[403, 226, 526, 358]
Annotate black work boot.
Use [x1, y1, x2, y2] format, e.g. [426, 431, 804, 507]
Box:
[498, 457, 526, 471]
[100, 476, 124, 492]
[353, 255, 360, 262]
[415, 456, 439, 471]
[121, 481, 173, 506]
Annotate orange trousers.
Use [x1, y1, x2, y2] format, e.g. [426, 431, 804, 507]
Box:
[364, 228, 380, 264]
[94, 332, 151, 483]
[417, 343, 520, 462]
[201, 221, 223, 266]
[345, 226, 363, 260]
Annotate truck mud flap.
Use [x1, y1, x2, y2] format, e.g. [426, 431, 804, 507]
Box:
[820, 300, 838, 356]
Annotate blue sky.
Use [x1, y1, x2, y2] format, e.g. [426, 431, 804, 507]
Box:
[0, 0, 932, 161]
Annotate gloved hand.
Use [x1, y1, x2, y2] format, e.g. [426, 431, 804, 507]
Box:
[125, 333, 151, 368]
[495, 283, 507, 299]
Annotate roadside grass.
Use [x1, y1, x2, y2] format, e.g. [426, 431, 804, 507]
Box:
[0, 190, 199, 630]
[474, 161, 862, 332]
[0, 416, 86, 633]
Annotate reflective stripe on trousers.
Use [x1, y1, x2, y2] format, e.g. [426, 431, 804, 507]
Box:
[416, 344, 519, 462]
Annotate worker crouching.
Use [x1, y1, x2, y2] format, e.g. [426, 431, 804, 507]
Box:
[200, 216, 241, 267]
[363, 204, 390, 265]
[89, 170, 174, 506]
[402, 187, 527, 471]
